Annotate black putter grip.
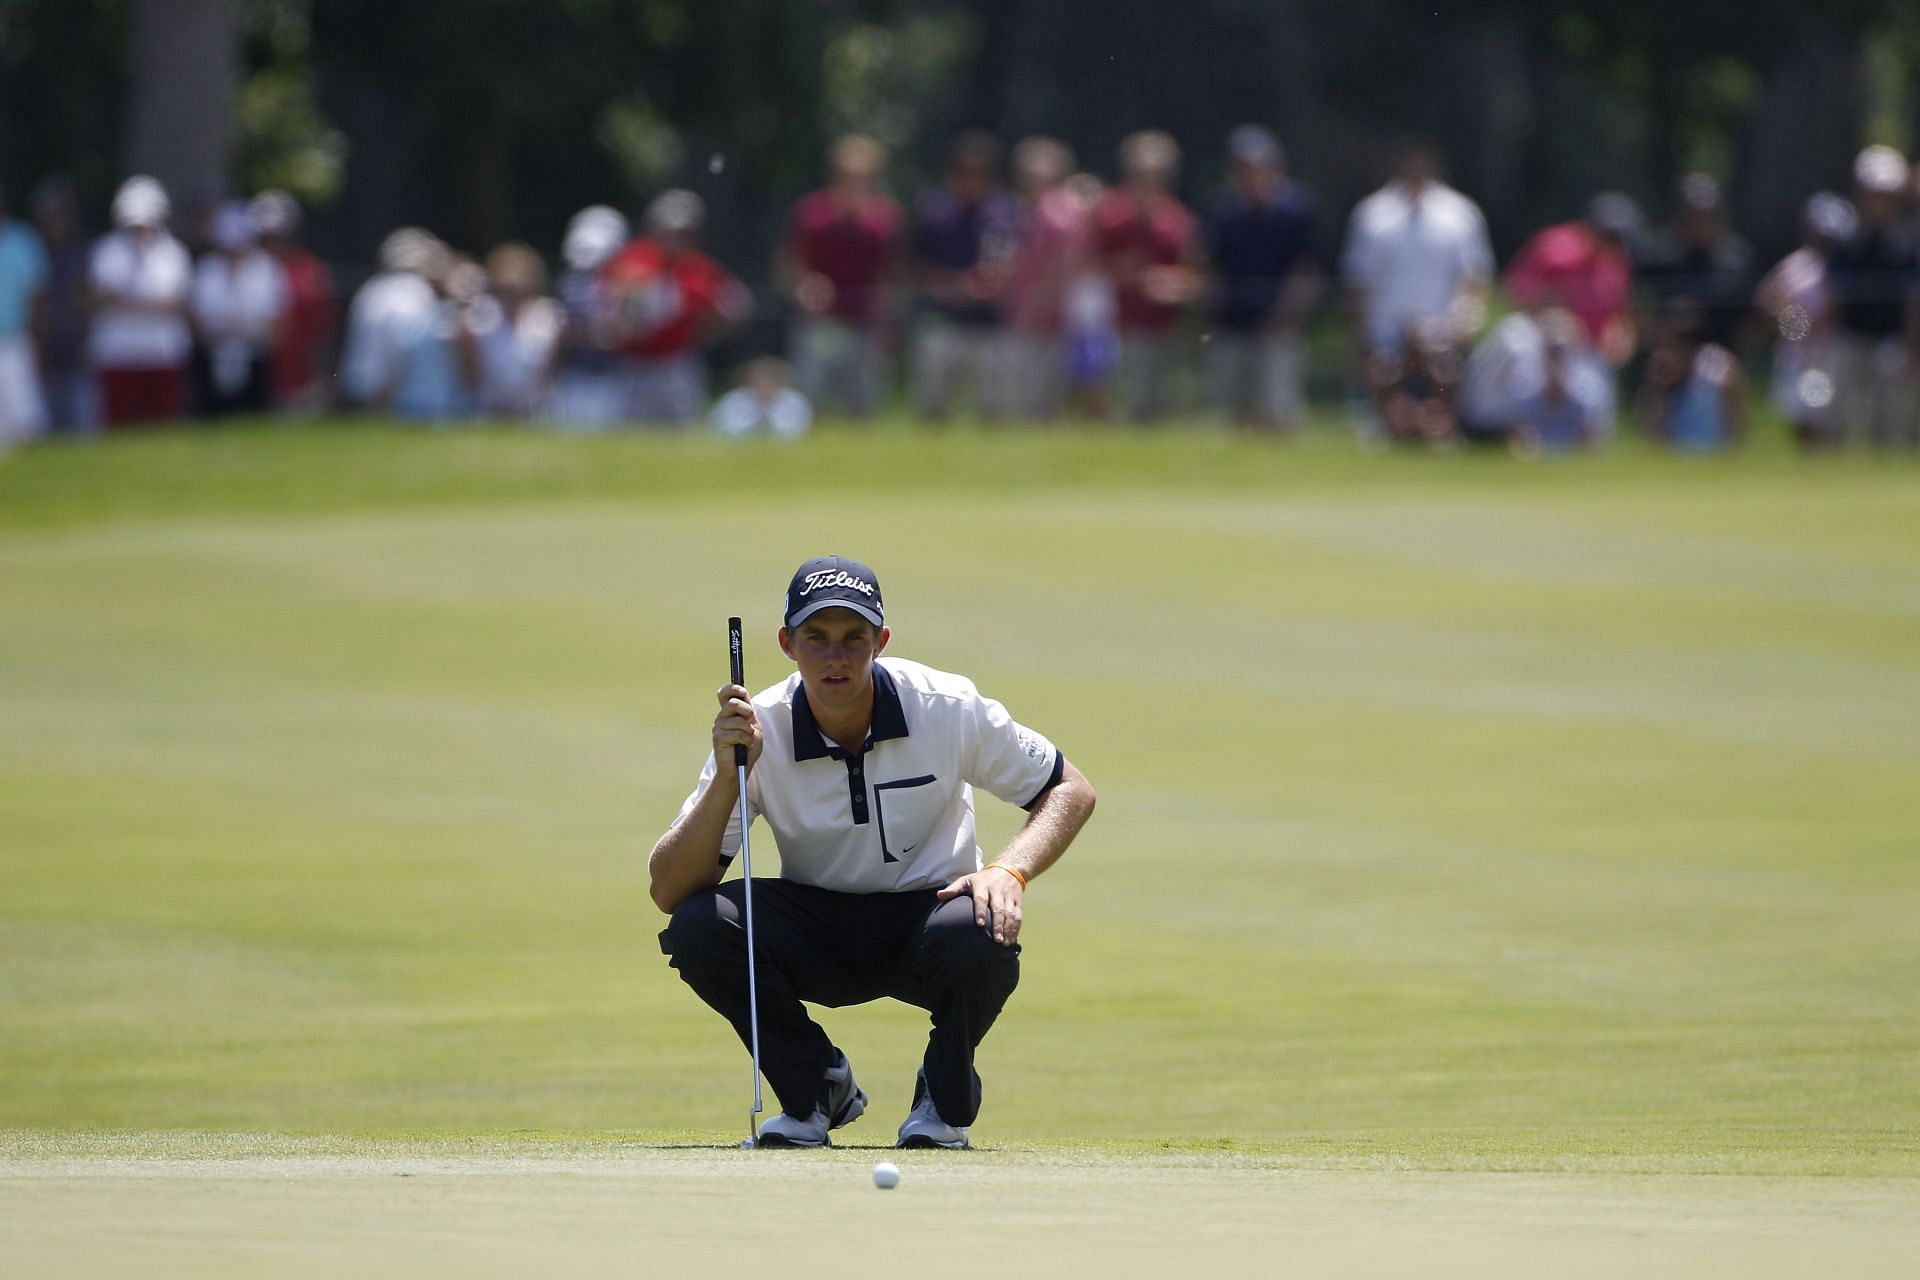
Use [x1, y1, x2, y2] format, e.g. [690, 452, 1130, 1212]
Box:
[727, 617, 747, 767]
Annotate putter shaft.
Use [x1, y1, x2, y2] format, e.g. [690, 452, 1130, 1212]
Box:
[727, 617, 762, 1146]
[738, 759, 763, 1141]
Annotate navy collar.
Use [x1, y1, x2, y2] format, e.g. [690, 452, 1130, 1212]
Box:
[791, 662, 909, 761]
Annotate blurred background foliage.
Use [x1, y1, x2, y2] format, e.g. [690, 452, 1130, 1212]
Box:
[2, 0, 1918, 270]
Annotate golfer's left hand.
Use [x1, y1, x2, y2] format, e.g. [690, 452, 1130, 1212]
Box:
[937, 867, 1023, 947]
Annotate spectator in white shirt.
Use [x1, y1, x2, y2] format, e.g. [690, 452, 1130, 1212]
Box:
[340, 227, 468, 421]
[465, 242, 563, 419]
[1341, 142, 1493, 422]
[89, 176, 194, 428]
[190, 201, 289, 417]
[1459, 308, 1616, 447]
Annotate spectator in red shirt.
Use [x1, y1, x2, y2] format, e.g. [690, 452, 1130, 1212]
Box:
[1002, 136, 1086, 420]
[1093, 130, 1201, 421]
[249, 190, 336, 414]
[1504, 192, 1641, 366]
[601, 189, 752, 426]
[778, 134, 904, 420]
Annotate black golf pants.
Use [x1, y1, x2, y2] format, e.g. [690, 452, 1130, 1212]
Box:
[660, 879, 1020, 1127]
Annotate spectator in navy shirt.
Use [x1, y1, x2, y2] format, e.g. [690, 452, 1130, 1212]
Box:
[1638, 173, 1755, 352]
[29, 178, 94, 435]
[1205, 125, 1319, 430]
[910, 131, 1019, 420]
[549, 204, 630, 429]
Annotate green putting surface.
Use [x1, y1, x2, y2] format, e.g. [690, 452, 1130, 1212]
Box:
[5, 1138, 1918, 1279]
[1, 422, 1916, 1269]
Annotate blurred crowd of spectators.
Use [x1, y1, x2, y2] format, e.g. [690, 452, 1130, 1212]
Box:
[4, 128, 1920, 454]
[0, 178, 334, 438]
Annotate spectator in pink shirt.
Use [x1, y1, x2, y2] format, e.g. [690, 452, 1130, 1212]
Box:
[1001, 136, 1085, 420]
[778, 134, 904, 419]
[1092, 130, 1201, 421]
[1505, 192, 1642, 366]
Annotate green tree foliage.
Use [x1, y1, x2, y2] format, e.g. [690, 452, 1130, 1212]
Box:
[0, 0, 133, 208]
[1, 0, 1914, 267]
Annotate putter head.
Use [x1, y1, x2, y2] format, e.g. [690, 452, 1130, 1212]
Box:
[740, 1138, 756, 1150]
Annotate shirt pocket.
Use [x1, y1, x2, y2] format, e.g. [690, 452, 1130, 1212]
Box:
[873, 774, 943, 864]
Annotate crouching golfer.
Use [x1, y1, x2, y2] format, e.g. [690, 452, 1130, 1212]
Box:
[651, 555, 1096, 1148]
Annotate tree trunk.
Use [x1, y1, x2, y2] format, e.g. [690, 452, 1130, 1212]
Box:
[122, 0, 241, 202]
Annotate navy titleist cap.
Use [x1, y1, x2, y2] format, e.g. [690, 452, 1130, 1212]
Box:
[785, 555, 885, 628]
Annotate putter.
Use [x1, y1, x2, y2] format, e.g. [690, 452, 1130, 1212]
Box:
[729, 617, 765, 1149]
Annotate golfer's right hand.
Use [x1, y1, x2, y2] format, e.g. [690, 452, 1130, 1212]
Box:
[712, 684, 764, 775]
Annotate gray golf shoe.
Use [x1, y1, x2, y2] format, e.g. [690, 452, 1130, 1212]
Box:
[755, 1105, 829, 1148]
[895, 1070, 970, 1150]
[824, 1048, 868, 1131]
[755, 1050, 866, 1149]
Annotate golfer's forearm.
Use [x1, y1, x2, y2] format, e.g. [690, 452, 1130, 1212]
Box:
[648, 775, 735, 912]
[649, 828, 727, 912]
[993, 763, 1095, 882]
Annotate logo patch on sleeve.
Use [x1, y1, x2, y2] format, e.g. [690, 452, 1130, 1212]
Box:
[1018, 728, 1047, 760]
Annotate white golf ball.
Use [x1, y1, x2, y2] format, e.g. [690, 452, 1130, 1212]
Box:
[871, 1161, 901, 1189]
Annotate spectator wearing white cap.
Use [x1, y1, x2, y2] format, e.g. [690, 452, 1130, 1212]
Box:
[1757, 193, 1855, 448]
[251, 190, 336, 415]
[1826, 145, 1920, 448]
[89, 175, 193, 427]
[340, 227, 468, 421]
[0, 179, 52, 443]
[602, 189, 751, 425]
[190, 201, 290, 417]
[548, 204, 631, 428]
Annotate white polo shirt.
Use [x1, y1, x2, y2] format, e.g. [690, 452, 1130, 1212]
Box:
[88, 230, 193, 369]
[674, 657, 1064, 894]
[1340, 180, 1493, 352]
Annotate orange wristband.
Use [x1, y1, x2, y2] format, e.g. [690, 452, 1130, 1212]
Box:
[989, 863, 1027, 888]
